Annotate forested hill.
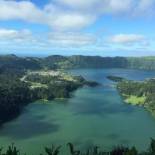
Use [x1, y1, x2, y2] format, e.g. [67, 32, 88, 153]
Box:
[0, 54, 41, 73]
[1, 54, 155, 70]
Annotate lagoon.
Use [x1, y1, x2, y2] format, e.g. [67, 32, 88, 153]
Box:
[0, 69, 155, 154]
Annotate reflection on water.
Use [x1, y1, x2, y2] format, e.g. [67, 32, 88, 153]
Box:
[0, 69, 155, 154]
[0, 112, 59, 139]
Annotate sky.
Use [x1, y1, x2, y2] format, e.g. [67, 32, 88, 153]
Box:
[0, 0, 155, 57]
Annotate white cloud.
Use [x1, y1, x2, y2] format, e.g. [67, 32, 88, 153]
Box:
[48, 13, 95, 31]
[0, 28, 33, 42]
[54, 0, 99, 10]
[0, 28, 97, 48]
[0, 29, 18, 38]
[0, 28, 154, 56]
[0, 1, 45, 23]
[0, 28, 152, 54]
[48, 32, 96, 46]
[0, 0, 96, 31]
[133, 0, 155, 16]
[53, 0, 155, 16]
[98, 0, 132, 14]
[108, 34, 147, 45]
[0, 0, 154, 31]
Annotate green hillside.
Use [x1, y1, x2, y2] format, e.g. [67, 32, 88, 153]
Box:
[1, 55, 155, 70]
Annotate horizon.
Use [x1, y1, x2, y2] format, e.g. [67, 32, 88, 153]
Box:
[0, 0, 155, 56]
[2, 53, 155, 58]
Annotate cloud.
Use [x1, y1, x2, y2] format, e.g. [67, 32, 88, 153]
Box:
[0, 0, 154, 31]
[54, 0, 155, 17]
[54, 0, 100, 10]
[108, 34, 147, 45]
[0, 0, 95, 31]
[133, 0, 155, 16]
[0, 28, 153, 57]
[0, 1, 45, 23]
[0, 28, 96, 48]
[48, 32, 96, 47]
[0, 28, 152, 55]
[47, 12, 95, 30]
[0, 28, 33, 42]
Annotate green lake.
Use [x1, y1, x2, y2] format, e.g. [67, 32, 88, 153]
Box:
[1, 69, 155, 154]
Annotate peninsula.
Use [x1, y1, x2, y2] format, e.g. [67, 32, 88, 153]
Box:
[108, 76, 155, 116]
[0, 66, 99, 125]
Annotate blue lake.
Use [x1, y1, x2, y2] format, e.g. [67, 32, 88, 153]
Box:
[0, 69, 155, 154]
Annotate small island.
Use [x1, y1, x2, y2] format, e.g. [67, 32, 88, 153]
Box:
[107, 75, 126, 82]
[107, 76, 155, 116]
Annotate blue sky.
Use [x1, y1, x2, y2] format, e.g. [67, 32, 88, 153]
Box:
[0, 0, 155, 57]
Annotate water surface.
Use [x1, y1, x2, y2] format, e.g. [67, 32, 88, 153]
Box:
[1, 69, 155, 154]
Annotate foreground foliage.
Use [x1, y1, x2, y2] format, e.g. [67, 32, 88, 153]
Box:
[1, 139, 155, 155]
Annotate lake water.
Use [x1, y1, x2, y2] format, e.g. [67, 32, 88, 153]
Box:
[1, 68, 155, 154]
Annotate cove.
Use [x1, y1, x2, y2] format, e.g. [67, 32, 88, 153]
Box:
[0, 69, 155, 154]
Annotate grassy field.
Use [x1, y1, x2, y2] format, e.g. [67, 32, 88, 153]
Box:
[124, 95, 146, 105]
